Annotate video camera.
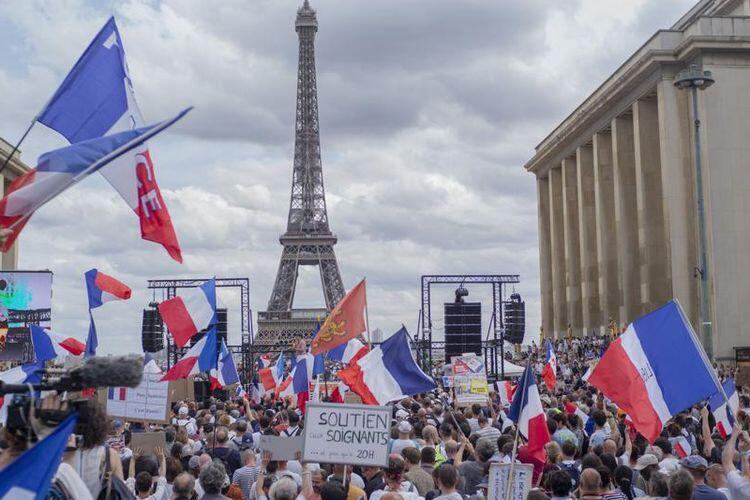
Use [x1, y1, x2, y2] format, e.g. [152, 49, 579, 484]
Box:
[1, 355, 144, 441]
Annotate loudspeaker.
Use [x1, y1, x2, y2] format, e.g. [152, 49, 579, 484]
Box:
[504, 293, 525, 344]
[141, 308, 164, 353]
[444, 302, 482, 360]
[194, 380, 211, 402]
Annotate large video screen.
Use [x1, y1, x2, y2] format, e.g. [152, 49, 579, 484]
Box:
[0, 271, 53, 363]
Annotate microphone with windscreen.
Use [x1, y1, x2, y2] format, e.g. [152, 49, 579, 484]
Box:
[0, 355, 144, 395]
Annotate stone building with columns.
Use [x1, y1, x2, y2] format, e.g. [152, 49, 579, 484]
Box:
[0, 138, 30, 269]
[525, 0, 750, 359]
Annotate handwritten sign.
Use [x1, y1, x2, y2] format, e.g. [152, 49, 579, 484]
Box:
[131, 431, 167, 456]
[487, 463, 533, 500]
[106, 372, 171, 423]
[302, 402, 390, 467]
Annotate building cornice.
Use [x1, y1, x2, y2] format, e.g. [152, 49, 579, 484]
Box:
[0, 138, 30, 180]
[525, 14, 750, 177]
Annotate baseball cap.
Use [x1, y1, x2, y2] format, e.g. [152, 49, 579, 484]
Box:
[397, 420, 412, 434]
[178, 406, 189, 415]
[634, 454, 658, 471]
[395, 409, 409, 420]
[681, 455, 708, 470]
[112, 419, 123, 429]
[241, 434, 254, 445]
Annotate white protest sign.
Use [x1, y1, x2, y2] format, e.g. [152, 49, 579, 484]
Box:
[259, 435, 303, 461]
[105, 372, 171, 423]
[302, 402, 390, 467]
[487, 462, 533, 500]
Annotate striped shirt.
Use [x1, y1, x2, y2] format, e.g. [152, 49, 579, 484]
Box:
[232, 465, 259, 500]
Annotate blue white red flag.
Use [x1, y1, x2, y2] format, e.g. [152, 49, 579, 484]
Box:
[250, 377, 262, 404]
[327, 338, 369, 365]
[37, 17, 182, 262]
[158, 278, 217, 347]
[143, 352, 162, 374]
[210, 340, 241, 389]
[585, 300, 719, 442]
[709, 378, 739, 438]
[259, 352, 286, 393]
[160, 327, 218, 381]
[0, 413, 78, 499]
[337, 327, 436, 405]
[30, 324, 86, 363]
[0, 110, 190, 251]
[84, 268, 131, 357]
[670, 435, 692, 458]
[541, 340, 557, 391]
[508, 363, 551, 460]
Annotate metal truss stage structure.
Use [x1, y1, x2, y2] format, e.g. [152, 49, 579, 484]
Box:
[419, 274, 520, 379]
[147, 278, 253, 385]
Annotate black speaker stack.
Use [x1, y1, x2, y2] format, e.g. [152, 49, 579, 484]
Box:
[191, 308, 228, 346]
[444, 301, 482, 360]
[141, 308, 164, 353]
[503, 293, 525, 344]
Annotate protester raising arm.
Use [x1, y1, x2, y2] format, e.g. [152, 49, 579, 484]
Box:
[722, 424, 750, 499]
[700, 406, 715, 458]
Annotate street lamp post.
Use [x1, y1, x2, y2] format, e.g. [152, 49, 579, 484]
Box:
[674, 64, 715, 359]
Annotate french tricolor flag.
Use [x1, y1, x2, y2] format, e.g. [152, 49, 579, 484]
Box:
[85, 269, 131, 308]
[496, 380, 517, 407]
[330, 381, 349, 403]
[108, 387, 127, 401]
[709, 378, 739, 438]
[508, 363, 551, 460]
[158, 279, 217, 347]
[0, 363, 42, 423]
[259, 353, 286, 393]
[541, 340, 557, 391]
[585, 300, 720, 442]
[327, 338, 369, 365]
[337, 327, 436, 406]
[564, 402, 593, 435]
[160, 327, 218, 381]
[30, 325, 86, 363]
[670, 435, 692, 458]
[85, 268, 131, 357]
[210, 340, 241, 389]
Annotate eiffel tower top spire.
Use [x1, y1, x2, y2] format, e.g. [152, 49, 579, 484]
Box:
[256, 0, 346, 345]
[285, 0, 331, 237]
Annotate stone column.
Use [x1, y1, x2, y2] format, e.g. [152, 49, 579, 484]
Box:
[633, 97, 671, 312]
[548, 166, 567, 339]
[537, 175, 554, 338]
[612, 113, 640, 323]
[593, 131, 620, 329]
[576, 144, 600, 335]
[561, 157, 583, 336]
[656, 78, 698, 326]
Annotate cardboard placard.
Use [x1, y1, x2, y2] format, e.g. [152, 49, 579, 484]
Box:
[104, 372, 172, 424]
[130, 431, 167, 456]
[302, 402, 390, 467]
[259, 435, 303, 461]
[487, 462, 533, 500]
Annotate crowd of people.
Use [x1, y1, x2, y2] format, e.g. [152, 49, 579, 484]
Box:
[0, 334, 748, 500]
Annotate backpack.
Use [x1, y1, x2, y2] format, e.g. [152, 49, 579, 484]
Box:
[560, 462, 581, 489]
[97, 446, 135, 500]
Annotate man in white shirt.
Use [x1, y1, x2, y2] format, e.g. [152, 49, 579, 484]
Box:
[391, 420, 419, 455]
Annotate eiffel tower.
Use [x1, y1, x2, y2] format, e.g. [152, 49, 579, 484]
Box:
[256, 0, 346, 346]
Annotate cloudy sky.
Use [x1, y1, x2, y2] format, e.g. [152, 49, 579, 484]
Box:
[0, 0, 695, 355]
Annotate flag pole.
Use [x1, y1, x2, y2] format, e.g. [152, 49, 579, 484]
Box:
[506, 361, 530, 499]
[674, 299, 732, 406]
[0, 119, 36, 175]
[363, 277, 372, 349]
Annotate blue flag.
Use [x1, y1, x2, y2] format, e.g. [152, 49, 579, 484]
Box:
[0, 413, 78, 499]
[37, 17, 130, 142]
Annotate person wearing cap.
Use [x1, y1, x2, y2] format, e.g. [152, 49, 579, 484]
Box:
[391, 420, 419, 455]
[633, 454, 659, 495]
[680, 455, 725, 500]
[173, 405, 198, 436]
[104, 419, 126, 455]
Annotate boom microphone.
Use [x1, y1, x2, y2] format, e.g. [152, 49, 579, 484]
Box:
[0, 355, 144, 395]
[72, 355, 144, 388]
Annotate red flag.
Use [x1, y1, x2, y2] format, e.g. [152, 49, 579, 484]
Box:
[310, 279, 367, 355]
[135, 150, 182, 263]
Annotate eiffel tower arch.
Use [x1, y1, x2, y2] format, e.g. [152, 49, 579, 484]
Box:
[256, 1, 346, 347]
